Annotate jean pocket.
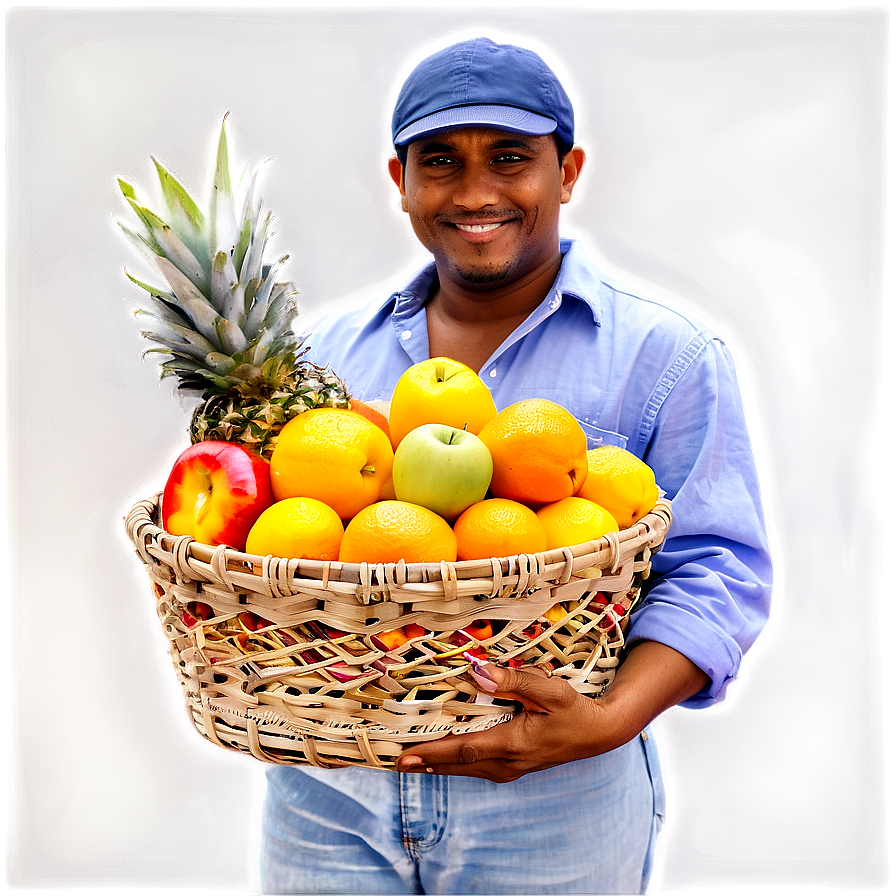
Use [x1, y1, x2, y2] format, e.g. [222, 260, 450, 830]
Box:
[575, 419, 629, 451]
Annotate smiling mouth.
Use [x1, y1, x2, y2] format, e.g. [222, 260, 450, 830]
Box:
[438, 210, 523, 233]
[454, 222, 505, 233]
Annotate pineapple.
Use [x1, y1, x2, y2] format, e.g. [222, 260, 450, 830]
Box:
[118, 115, 350, 459]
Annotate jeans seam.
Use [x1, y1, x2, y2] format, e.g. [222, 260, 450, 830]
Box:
[398, 773, 448, 859]
[398, 773, 420, 861]
[418, 774, 447, 852]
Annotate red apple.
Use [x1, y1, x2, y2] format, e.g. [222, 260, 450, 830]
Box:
[598, 603, 627, 630]
[162, 441, 274, 550]
[238, 611, 272, 632]
[181, 600, 214, 628]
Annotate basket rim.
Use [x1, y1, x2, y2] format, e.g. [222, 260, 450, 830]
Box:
[125, 492, 672, 586]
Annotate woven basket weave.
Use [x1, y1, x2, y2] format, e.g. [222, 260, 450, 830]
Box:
[125, 493, 672, 769]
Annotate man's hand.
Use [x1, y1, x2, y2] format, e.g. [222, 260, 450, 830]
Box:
[395, 641, 709, 783]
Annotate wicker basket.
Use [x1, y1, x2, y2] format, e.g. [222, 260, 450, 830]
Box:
[125, 494, 672, 769]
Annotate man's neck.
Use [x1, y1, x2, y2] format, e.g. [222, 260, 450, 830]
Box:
[425, 251, 563, 371]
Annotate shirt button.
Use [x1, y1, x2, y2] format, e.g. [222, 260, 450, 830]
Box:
[549, 296, 561, 310]
[400, 330, 412, 341]
[489, 367, 498, 378]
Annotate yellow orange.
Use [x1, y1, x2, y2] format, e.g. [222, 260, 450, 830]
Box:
[453, 498, 548, 561]
[388, 357, 497, 449]
[245, 497, 344, 560]
[576, 445, 660, 528]
[269, 408, 393, 519]
[339, 500, 457, 564]
[477, 399, 588, 505]
[536, 496, 619, 550]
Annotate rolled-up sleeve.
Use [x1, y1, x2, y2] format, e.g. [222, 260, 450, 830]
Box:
[626, 336, 773, 708]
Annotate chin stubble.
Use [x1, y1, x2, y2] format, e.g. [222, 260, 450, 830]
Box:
[456, 259, 514, 284]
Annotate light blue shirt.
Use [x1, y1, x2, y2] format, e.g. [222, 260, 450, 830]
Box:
[304, 238, 772, 708]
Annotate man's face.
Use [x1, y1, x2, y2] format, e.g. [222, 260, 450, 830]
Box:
[389, 128, 583, 292]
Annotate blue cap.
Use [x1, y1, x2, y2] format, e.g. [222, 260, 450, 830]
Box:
[392, 38, 574, 151]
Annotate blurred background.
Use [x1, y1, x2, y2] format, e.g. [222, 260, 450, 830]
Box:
[4, 4, 890, 894]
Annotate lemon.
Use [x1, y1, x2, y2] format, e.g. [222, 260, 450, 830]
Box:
[536, 496, 619, 551]
[245, 497, 344, 560]
[575, 446, 660, 529]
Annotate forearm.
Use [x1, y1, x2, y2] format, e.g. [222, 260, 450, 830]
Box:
[593, 640, 710, 748]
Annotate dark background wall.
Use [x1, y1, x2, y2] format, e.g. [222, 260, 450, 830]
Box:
[3, 2, 893, 892]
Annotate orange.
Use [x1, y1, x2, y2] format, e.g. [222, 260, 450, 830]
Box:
[339, 500, 457, 564]
[576, 446, 660, 528]
[269, 408, 393, 520]
[349, 398, 391, 442]
[245, 497, 344, 560]
[388, 357, 497, 449]
[477, 398, 588, 505]
[536, 496, 619, 550]
[453, 498, 548, 560]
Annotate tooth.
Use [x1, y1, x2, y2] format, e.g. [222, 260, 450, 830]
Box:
[458, 223, 502, 233]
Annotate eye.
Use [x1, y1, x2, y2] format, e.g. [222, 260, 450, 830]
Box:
[420, 155, 458, 167]
[492, 152, 528, 164]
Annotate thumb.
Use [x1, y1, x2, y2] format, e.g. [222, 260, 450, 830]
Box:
[471, 662, 573, 713]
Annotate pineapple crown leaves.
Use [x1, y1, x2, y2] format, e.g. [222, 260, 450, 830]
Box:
[118, 115, 305, 397]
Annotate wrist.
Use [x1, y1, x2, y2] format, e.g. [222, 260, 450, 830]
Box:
[589, 640, 710, 749]
[590, 681, 649, 750]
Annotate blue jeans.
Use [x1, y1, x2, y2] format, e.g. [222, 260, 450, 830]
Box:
[259, 729, 665, 894]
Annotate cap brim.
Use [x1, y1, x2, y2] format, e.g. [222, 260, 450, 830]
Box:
[394, 104, 558, 146]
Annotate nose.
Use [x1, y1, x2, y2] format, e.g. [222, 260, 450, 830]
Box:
[452, 161, 500, 210]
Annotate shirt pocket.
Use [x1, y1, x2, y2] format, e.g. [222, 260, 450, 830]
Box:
[574, 418, 629, 451]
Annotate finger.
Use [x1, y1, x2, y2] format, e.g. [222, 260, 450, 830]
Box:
[397, 733, 495, 772]
[396, 717, 524, 772]
[397, 744, 531, 783]
[473, 663, 574, 713]
[409, 760, 527, 783]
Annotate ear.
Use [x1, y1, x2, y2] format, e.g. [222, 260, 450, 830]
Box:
[559, 146, 586, 204]
[388, 155, 408, 212]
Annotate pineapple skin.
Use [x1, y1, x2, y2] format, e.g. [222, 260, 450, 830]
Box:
[119, 115, 351, 458]
[190, 354, 350, 460]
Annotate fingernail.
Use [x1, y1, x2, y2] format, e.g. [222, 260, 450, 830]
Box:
[398, 755, 424, 770]
[471, 663, 499, 693]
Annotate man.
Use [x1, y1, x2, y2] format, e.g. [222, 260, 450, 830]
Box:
[260, 37, 772, 894]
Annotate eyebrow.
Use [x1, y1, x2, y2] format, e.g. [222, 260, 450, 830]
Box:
[415, 136, 540, 155]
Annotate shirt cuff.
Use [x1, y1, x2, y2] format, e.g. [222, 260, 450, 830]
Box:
[625, 601, 744, 708]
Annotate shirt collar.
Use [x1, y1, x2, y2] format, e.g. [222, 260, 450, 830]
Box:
[553, 238, 602, 324]
[387, 237, 603, 325]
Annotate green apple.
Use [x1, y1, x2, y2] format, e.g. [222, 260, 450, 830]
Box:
[392, 423, 493, 521]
